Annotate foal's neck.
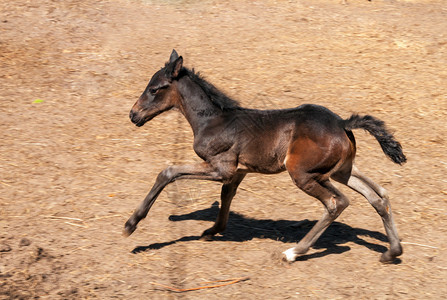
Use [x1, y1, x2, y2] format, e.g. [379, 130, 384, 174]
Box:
[176, 76, 224, 135]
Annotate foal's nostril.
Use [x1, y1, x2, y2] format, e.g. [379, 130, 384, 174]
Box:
[129, 110, 138, 123]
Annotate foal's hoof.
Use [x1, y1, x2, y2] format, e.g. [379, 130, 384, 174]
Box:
[123, 221, 137, 237]
[379, 252, 395, 264]
[199, 234, 215, 241]
[379, 249, 402, 264]
[200, 228, 218, 241]
[282, 248, 297, 263]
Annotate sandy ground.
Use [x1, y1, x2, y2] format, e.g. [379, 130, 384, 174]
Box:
[1, 0, 447, 298]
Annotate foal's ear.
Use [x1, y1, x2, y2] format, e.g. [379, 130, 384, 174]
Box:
[167, 56, 183, 80]
[169, 49, 179, 63]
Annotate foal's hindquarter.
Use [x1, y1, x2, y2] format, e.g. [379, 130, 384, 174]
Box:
[125, 51, 404, 263]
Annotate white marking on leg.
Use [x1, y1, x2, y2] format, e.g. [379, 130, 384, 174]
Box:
[283, 247, 297, 262]
[283, 155, 289, 169]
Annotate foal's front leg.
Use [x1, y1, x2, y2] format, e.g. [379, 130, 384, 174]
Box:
[123, 163, 222, 237]
[200, 172, 246, 240]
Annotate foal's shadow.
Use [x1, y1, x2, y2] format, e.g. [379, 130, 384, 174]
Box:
[132, 202, 390, 261]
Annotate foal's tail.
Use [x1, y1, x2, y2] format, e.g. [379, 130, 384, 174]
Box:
[342, 114, 407, 165]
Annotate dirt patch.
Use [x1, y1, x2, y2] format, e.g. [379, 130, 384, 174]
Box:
[0, 237, 76, 299]
[1, 0, 446, 298]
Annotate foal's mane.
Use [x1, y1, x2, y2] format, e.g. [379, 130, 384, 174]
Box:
[183, 68, 240, 110]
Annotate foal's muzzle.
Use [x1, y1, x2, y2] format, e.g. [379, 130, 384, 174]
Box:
[129, 110, 145, 127]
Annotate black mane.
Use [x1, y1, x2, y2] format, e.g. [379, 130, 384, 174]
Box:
[183, 68, 240, 110]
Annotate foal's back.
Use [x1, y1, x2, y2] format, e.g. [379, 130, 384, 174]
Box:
[228, 104, 353, 175]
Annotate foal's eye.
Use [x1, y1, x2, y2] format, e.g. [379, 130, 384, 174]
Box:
[149, 88, 158, 95]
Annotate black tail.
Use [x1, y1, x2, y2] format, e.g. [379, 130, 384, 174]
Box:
[342, 114, 407, 165]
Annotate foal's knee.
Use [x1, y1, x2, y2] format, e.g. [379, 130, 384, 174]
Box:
[157, 166, 176, 183]
[369, 196, 390, 217]
[326, 194, 349, 218]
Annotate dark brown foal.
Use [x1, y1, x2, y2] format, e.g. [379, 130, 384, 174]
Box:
[124, 50, 406, 263]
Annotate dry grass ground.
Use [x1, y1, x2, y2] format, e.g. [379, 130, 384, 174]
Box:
[1, 0, 446, 298]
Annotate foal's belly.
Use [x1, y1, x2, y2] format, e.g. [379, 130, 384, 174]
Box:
[236, 162, 287, 174]
[237, 148, 288, 174]
[236, 127, 290, 174]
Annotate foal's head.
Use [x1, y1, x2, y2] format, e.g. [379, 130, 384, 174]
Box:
[130, 50, 183, 127]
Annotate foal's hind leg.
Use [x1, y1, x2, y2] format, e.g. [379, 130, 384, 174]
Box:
[200, 173, 246, 240]
[351, 165, 389, 200]
[283, 175, 350, 262]
[333, 165, 402, 263]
